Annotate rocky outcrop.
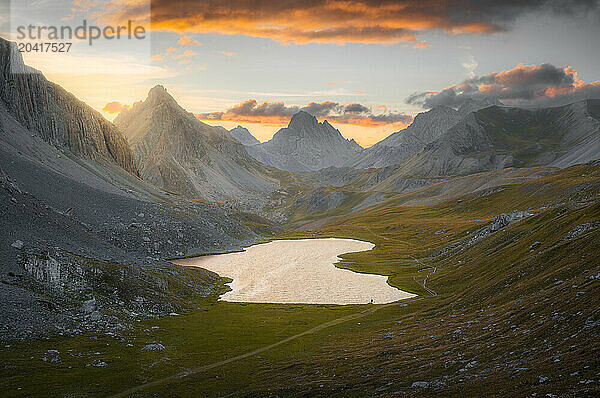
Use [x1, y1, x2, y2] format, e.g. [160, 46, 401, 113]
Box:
[0, 38, 137, 174]
[246, 111, 363, 171]
[432, 211, 532, 257]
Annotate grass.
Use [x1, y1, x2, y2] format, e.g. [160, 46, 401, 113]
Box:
[0, 292, 363, 397]
[1, 163, 599, 396]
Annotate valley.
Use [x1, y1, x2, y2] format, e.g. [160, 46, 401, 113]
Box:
[2, 161, 598, 397]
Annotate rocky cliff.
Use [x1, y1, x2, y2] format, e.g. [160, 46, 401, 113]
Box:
[0, 38, 137, 174]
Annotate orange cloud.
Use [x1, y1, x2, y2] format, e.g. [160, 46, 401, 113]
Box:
[178, 35, 202, 46]
[102, 101, 130, 114]
[219, 51, 234, 57]
[174, 50, 196, 59]
[196, 99, 412, 127]
[413, 40, 430, 48]
[99, 0, 563, 45]
[407, 63, 600, 108]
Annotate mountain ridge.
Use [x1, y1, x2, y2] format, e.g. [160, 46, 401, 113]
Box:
[375, 99, 600, 183]
[229, 125, 260, 146]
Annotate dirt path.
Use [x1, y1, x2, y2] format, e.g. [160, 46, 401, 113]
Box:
[355, 224, 438, 296]
[109, 302, 407, 398]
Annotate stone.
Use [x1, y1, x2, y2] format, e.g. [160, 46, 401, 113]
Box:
[11, 240, 24, 249]
[89, 311, 102, 322]
[82, 299, 96, 314]
[411, 381, 429, 388]
[142, 343, 165, 351]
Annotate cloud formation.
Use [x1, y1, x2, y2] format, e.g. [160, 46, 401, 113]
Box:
[406, 63, 600, 108]
[99, 0, 597, 45]
[177, 35, 202, 46]
[197, 99, 413, 127]
[102, 101, 129, 114]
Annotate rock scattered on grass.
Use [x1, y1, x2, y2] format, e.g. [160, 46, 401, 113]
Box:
[142, 343, 165, 351]
[11, 240, 24, 249]
[411, 381, 429, 388]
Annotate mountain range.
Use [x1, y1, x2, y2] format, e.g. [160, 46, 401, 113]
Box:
[241, 111, 363, 171]
[114, 86, 280, 209]
[1, 34, 599, 344]
[394, 100, 600, 179]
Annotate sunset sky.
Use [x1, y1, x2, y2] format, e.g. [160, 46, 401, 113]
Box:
[2, 0, 600, 146]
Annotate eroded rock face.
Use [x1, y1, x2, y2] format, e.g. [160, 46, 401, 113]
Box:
[0, 38, 137, 174]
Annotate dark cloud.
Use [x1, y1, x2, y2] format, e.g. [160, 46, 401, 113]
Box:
[344, 103, 370, 114]
[99, 0, 598, 44]
[406, 63, 600, 108]
[302, 101, 340, 116]
[197, 99, 413, 127]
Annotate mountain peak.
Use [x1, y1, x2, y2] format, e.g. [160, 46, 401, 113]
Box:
[289, 110, 318, 129]
[229, 125, 260, 146]
[148, 84, 169, 97]
[146, 85, 178, 107]
[149, 84, 167, 94]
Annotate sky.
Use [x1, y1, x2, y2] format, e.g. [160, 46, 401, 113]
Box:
[2, 0, 600, 147]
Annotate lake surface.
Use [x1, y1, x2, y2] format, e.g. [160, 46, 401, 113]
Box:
[174, 238, 416, 305]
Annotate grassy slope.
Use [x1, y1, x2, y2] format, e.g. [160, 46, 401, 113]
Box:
[1, 163, 599, 397]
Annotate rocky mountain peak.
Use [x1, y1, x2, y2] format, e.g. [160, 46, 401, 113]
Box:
[145, 85, 178, 107]
[289, 110, 319, 130]
[243, 110, 363, 171]
[230, 125, 260, 146]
